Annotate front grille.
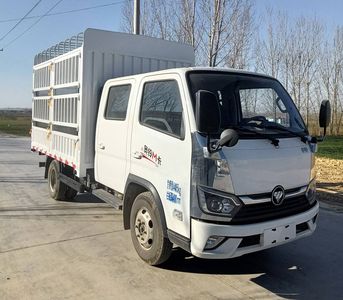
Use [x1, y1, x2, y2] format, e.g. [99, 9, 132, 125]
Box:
[231, 195, 315, 225]
[245, 186, 305, 200]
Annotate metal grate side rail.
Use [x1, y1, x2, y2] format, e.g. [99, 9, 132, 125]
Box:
[34, 32, 84, 65]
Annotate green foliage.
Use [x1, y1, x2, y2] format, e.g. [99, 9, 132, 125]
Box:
[0, 116, 31, 136]
[317, 136, 343, 160]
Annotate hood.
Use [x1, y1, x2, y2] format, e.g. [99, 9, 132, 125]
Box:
[222, 138, 312, 195]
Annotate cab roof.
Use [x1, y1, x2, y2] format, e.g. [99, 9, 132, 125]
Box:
[106, 66, 275, 83]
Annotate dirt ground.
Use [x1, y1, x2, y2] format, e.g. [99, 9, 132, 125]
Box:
[316, 157, 343, 209]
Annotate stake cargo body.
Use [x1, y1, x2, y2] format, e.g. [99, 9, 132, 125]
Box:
[31, 29, 194, 177]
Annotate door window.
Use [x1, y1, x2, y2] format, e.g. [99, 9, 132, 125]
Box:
[105, 84, 131, 120]
[140, 80, 184, 138]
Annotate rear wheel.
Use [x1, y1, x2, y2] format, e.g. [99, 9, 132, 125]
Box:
[65, 187, 78, 200]
[130, 191, 172, 265]
[47, 160, 67, 200]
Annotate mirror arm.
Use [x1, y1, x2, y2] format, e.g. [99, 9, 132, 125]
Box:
[206, 135, 214, 153]
[206, 134, 221, 154]
[316, 126, 327, 143]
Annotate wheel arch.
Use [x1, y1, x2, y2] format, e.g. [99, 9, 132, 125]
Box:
[123, 174, 168, 237]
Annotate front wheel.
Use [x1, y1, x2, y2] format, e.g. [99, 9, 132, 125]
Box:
[130, 192, 172, 265]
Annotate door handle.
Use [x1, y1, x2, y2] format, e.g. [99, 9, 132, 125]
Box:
[98, 143, 105, 150]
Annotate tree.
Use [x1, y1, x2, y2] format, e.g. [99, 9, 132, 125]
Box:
[255, 10, 325, 132]
[121, 0, 254, 68]
[121, 0, 342, 134]
[174, 0, 198, 48]
[319, 26, 343, 134]
[254, 9, 289, 79]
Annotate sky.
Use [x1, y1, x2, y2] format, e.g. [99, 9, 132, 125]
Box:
[0, 0, 343, 108]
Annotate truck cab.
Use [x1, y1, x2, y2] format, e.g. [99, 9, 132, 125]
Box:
[93, 67, 328, 264]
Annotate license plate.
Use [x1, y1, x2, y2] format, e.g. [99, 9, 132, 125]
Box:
[262, 224, 296, 246]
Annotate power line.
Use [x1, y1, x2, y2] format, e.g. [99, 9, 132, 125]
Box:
[0, 0, 43, 42]
[1, 0, 64, 50]
[0, 1, 127, 24]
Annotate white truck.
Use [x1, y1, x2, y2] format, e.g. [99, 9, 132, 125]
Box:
[31, 28, 331, 265]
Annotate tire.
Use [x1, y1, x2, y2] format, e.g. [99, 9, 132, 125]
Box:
[65, 187, 78, 200]
[130, 191, 172, 265]
[47, 160, 67, 200]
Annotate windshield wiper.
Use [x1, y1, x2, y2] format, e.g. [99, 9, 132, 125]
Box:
[262, 124, 308, 144]
[232, 125, 280, 147]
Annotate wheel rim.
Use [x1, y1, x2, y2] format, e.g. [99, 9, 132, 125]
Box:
[134, 207, 154, 250]
[49, 168, 56, 192]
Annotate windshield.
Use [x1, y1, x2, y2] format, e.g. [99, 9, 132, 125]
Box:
[187, 71, 307, 137]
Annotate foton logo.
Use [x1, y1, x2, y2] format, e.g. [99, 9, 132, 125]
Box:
[271, 186, 285, 206]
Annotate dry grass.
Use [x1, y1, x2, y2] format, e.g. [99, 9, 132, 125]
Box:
[316, 157, 343, 208]
[0, 116, 31, 136]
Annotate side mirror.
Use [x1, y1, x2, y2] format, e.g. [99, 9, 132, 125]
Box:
[319, 100, 331, 136]
[217, 129, 239, 148]
[195, 90, 220, 134]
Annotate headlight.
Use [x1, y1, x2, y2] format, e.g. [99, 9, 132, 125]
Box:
[197, 185, 242, 217]
[306, 179, 316, 204]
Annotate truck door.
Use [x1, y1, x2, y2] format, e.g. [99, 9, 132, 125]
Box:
[95, 79, 134, 192]
[130, 74, 192, 238]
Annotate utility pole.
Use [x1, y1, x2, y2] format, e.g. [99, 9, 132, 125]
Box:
[133, 0, 140, 35]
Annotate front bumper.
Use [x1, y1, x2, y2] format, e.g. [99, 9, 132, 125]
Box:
[190, 202, 319, 259]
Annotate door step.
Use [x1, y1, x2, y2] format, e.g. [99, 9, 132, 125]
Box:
[92, 189, 123, 210]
